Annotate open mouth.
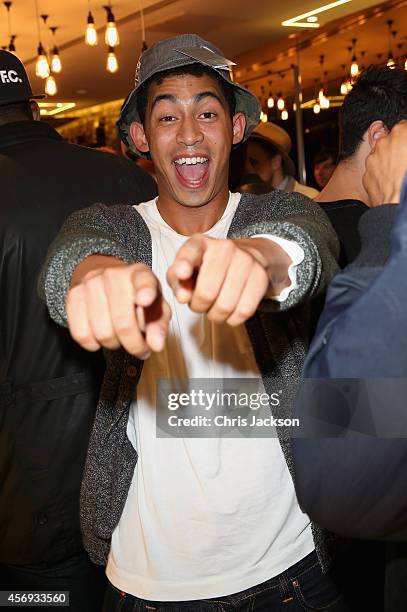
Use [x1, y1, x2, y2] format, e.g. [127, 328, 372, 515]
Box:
[173, 155, 210, 189]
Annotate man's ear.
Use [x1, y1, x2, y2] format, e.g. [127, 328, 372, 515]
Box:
[30, 101, 40, 121]
[271, 154, 282, 171]
[129, 121, 150, 154]
[367, 120, 389, 150]
[232, 112, 246, 145]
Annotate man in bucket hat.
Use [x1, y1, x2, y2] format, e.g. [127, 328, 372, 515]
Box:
[40, 35, 343, 610]
[0, 50, 156, 610]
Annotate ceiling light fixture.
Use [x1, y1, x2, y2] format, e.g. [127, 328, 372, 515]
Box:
[4, 1, 16, 54]
[34, 1, 49, 78]
[85, 0, 97, 46]
[277, 93, 285, 111]
[45, 74, 57, 95]
[104, 3, 119, 47]
[50, 26, 61, 73]
[282, 0, 352, 28]
[281, 109, 288, 120]
[106, 46, 118, 73]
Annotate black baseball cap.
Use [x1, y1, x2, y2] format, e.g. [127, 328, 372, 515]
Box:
[117, 33, 261, 156]
[0, 50, 45, 107]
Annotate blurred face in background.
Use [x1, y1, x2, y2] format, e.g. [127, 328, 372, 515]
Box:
[246, 139, 281, 184]
[314, 156, 336, 188]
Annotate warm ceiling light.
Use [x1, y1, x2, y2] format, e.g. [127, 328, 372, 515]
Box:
[320, 95, 330, 109]
[281, 0, 352, 28]
[45, 75, 57, 96]
[281, 110, 288, 120]
[307, 16, 318, 22]
[267, 95, 274, 109]
[350, 58, 359, 78]
[313, 102, 321, 114]
[106, 47, 118, 73]
[387, 53, 395, 68]
[51, 48, 62, 73]
[340, 80, 348, 95]
[35, 43, 50, 79]
[85, 12, 98, 46]
[39, 101, 76, 116]
[277, 95, 285, 110]
[104, 6, 119, 47]
[260, 111, 268, 123]
[405, 57, 407, 71]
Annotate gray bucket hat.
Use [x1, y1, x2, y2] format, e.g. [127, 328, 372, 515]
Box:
[117, 33, 261, 157]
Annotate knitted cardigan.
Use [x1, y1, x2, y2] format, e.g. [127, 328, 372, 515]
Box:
[39, 191, 340, 571]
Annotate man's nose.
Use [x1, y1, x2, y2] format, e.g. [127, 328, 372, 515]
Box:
[176, 115, 204, 147]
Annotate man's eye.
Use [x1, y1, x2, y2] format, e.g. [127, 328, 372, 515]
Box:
[200, 112, 216, 119]
[160, 115, 176, 122]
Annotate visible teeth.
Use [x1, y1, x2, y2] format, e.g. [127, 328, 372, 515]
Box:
[175, 156, 208, 165]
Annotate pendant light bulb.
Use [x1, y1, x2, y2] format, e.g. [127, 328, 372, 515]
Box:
[35, 43, 50, 79]
[106, 47, 118, 73]
[277, 95, 285, 111]
[404, 57, 407, 71]
[267, 95, 274, 109]
[281, 109, 288, 121]
[45, 74, 57, 96]
[85, 12, 98, 46]
[259, 111, 267, 123]
[320, 95, 330, 109]
[350, 58, 359, 78]
[313, 103, 320, 114]
[51, 47, 62, 73]
[387, 53, 395, 68]
[105, 8, 119, 47]
[340, 80, 347, 95]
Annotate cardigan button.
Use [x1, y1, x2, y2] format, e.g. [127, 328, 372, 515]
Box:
[126, 365, 137, 377]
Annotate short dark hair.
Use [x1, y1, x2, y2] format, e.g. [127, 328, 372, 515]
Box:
[339, 65, 407, 161]
[136, 63, 236, 126]
[314, 147, 338, 165]
[0, 100, 33, 124]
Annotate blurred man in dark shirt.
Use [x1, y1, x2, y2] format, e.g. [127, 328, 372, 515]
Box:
[0, 50, 156, 611]
[316, 65, 407, 267]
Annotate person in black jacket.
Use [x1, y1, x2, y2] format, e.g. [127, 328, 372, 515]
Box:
[0, 50, 157, 610]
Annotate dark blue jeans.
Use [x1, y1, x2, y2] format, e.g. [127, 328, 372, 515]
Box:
[102, 551, 348, 611]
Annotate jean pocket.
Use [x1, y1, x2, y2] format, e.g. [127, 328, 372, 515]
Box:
[292, 565, 343, 611]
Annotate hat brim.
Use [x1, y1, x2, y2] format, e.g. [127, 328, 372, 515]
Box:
[117, 58, 260, 159]
[0, 94, 46, 107]
[250, 132, 296, 177]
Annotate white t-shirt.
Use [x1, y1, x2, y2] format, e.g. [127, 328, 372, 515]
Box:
[106, 193, 313, 601]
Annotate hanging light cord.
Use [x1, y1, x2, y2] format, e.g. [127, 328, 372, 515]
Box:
[4, 2, 12, 38]
[139, 0, 146, 44]
[34, 0, 41, 42]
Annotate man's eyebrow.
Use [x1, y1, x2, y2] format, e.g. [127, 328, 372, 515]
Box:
[151, 91, 224, 112]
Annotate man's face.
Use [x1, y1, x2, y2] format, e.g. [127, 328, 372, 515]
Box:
[246, 140, 276, 183]
[314, 157, 336, 188]
[135, 73, 245, 208]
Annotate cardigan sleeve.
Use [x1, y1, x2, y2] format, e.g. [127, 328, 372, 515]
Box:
[229, 191, 340, 311]
[38, 203, 141, 327]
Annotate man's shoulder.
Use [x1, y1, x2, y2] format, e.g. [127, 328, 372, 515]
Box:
[238, 190, 323, 219]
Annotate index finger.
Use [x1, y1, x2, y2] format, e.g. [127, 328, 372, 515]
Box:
[167, 234, 207, 300]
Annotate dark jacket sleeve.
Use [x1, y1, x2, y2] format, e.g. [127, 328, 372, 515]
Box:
[230, 191, 340, 311]
[293, 185, 407, 541]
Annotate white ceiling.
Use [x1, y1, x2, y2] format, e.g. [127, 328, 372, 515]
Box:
[0, 0, 393, 108]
